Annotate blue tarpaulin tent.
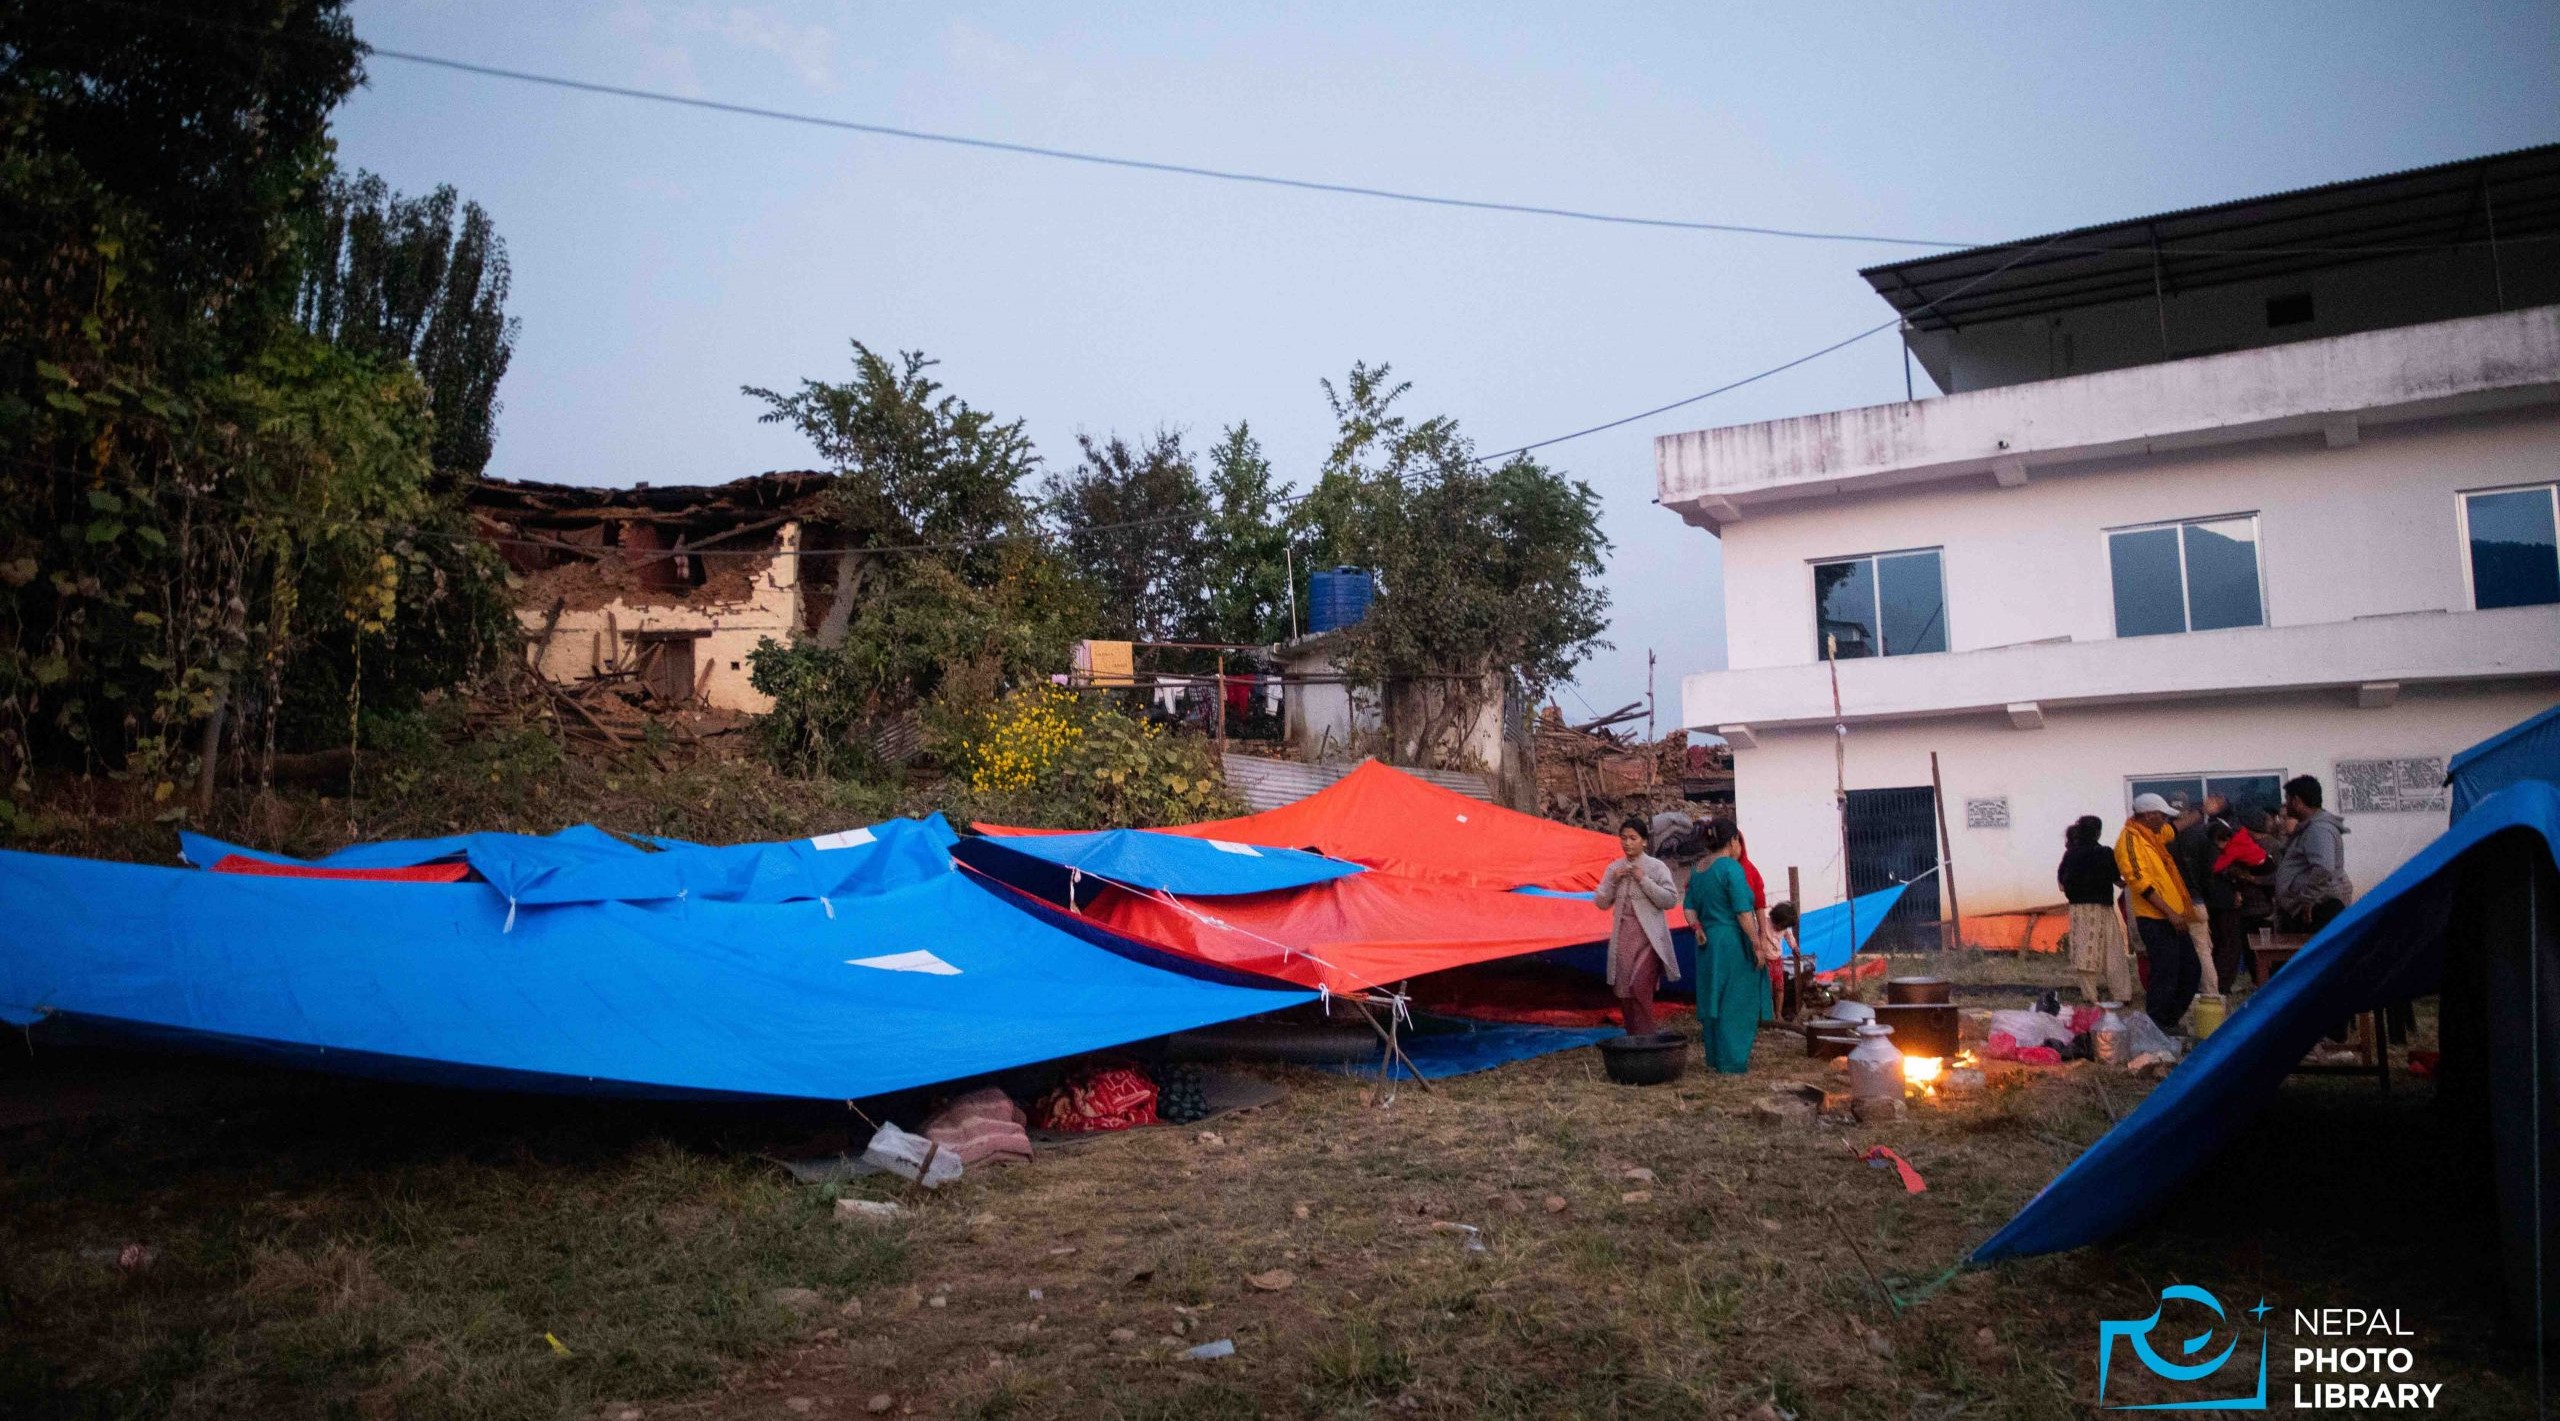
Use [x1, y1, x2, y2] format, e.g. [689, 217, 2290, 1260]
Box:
[952, 828, 1360, 904]
[1, 820, 1313, 1101]
[1975, 780, 2560, 1261]
[182, 818, 965, 916]
[2449, 702, 2560, 824]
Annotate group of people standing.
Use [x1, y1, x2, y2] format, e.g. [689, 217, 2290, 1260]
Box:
[2057, 774, 2357, 1031]
[1594, 815, 1788, 1076]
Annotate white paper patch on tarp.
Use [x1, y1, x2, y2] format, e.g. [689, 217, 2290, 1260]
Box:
[810, 828, 878, 852]
[846, 950, 960, 976]
[1206, 839, 1263, 857]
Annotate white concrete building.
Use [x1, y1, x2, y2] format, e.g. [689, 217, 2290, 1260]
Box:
[1657, 146, 2560, 930]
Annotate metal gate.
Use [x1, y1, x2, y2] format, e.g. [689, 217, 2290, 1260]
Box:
[1843, 786, 1944, 953]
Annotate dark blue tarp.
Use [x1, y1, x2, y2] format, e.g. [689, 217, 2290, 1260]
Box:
[1975, 780, 2560, 1261]
[2449, 702, 2560, 824]
[954, 828, 1361, 898]
[182, 818, 963, 914]
[1315, 1015, 1620, 1081]
[0, 831, 1313, 1101]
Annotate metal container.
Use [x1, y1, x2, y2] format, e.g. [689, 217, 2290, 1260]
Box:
[1825, 999, 1876, 1025]
[1599, 1030, 1688, 1085]
[1806, 1023, 1858, 1060]
[1873, 1003, 1959, 1059]
[1885, 976, 1952, 1006]
[1848, 1023, 1903, 1103]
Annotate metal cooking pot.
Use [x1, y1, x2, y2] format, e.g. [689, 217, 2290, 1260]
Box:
[1886, 976, 1952, 1006]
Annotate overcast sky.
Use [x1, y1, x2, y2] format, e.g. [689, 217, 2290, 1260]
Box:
[334, 2, 2560, 718]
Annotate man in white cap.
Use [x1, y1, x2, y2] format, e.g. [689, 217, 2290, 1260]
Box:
[2116, 792, 2201, 1032]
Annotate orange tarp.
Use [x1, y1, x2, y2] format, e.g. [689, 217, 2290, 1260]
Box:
[1070, 870, 1627, 995]
[989, 760, 1624, 892]
[1956, 910, 2072, 954]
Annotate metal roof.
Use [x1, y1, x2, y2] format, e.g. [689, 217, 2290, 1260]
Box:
[1862, 143, 2560, 333]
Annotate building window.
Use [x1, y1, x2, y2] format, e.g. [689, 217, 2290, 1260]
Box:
[2463, 484, 2560, 610]
[1813, 549, 1946, 660]
[2107, 515, 2264, 638]
[2127, 772, 2286, 826]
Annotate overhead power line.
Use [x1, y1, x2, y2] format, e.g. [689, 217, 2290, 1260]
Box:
[359, 46, 2542, 262]
[1474, 229, 2071, 461]
[73, 4, 2560, 260]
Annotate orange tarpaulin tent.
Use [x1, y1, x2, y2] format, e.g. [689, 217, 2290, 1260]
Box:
[1065, 872, 1629, 995]
[987, 760, 1624, 892]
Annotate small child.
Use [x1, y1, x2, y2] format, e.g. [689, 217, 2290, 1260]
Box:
[1767, 901, 1801, 1007]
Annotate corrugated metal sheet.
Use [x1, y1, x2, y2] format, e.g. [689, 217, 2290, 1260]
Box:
[1220, 754, 1491, 813]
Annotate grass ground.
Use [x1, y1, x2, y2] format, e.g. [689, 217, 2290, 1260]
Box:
[1, 1001, 2534, 1421]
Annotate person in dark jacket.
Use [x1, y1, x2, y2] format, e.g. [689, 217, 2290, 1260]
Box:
[2276, 775, 2355, 931]
[2058, 815, 2131, 1003]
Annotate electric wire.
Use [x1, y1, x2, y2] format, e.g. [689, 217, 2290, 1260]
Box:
[75, 1, 2559, 261]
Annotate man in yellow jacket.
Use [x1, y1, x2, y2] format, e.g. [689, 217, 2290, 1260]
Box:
[2117, 793, 2201, 1032]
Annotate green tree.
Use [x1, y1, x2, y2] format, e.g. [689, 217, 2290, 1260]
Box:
[0, 1, 508, 809]
[745, 343, 1037, 558]
[1044, 430, 1210, 643]
[742, 343, 1089, 776]
[1195, 422, 1294, 645]
[1295, 363, 1609, 765]
[296, 171, 519, 474]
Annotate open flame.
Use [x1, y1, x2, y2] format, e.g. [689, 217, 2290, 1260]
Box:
[1904, 1055, 1945, 1090]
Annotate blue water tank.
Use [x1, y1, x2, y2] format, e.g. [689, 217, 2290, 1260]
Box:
[1307, 567, 1375, 633]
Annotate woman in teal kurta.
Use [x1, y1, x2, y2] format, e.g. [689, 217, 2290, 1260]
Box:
[1683, 819, 1770, 1073]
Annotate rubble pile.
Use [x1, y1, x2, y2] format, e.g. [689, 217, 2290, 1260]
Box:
[1534, 708, 1733, 828]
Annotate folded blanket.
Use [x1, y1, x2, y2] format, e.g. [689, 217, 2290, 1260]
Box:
[923, 1086, 1032, 1166]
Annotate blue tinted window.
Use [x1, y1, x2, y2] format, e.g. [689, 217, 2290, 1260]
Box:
[1814, 558, 1879, 660]
[2468, 487, 2560, 610]
[1878, 550, 1948, 655]
[2109, 527, 2187, 637]
[2182, 518, 2264, 631]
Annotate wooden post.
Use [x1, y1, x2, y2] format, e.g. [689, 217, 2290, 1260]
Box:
[1785, 865, 1804, 1023]
[1827, 636, 1857, 973]
[1930, 751, 1964, 956]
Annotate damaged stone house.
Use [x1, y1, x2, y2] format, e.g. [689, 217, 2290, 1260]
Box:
[468, 472, 858, 714]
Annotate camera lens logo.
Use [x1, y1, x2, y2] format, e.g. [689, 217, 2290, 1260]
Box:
[2097, 1285, 2270, 1411]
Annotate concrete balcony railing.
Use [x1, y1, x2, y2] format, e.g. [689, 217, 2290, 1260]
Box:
[1683, 604, 2560, 742]
[1657, 305, 2560, 531]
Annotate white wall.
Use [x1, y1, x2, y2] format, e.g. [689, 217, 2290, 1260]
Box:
[1715, 406, 2560, 673]
[1733, 683, 2560, 916]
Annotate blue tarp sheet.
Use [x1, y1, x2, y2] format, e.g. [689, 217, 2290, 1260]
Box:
[2449, 702, 2560, 824]
[0, 830, 1314, 1101]
[1315, 1015, 1620, 1081]
[1796, 881, 1913, 973]
[953, 829, 1360, 897]
[1975, 780, 2560, 1261]
[182, 817, 963, 912]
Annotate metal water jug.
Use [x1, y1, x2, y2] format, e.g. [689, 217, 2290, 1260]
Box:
[1847, 1023, 1903, 1103]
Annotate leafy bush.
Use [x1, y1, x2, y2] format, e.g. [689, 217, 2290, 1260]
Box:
[943, 686, 1237, 828]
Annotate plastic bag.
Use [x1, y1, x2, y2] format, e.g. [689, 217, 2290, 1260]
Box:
[2121, 1010, 2181, 1066]
[860, 1122, 964, 1189]
[1988, 1009, 2075, 1049]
